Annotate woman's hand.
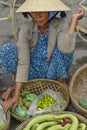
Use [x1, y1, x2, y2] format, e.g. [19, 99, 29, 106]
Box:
[2, 82, 24, 113]
[73, 7, 85, 20]
[2, 94, 19, 113]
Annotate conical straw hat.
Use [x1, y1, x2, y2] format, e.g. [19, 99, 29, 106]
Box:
[16, 0, 71, 13]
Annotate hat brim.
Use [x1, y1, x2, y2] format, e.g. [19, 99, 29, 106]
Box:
[16, 0, 71, 13]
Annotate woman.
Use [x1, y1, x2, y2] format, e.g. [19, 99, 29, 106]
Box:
[1, 0, 84, 112]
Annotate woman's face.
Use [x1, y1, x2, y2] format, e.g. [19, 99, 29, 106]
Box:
[30, 12, 49, 27]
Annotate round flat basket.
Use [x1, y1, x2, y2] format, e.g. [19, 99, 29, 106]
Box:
[0, 100, 10, 130]
[8, 79, 69, 122]
[69, 64, 87, 117]
[15, 111, 87, 130]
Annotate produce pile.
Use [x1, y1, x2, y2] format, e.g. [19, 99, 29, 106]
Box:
[10, 89, 66, 119]
[23, 113, 87, 130]
[10, 91, 37, 118]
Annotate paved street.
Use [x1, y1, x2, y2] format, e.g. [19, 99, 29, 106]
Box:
[0, 0, 87, 129]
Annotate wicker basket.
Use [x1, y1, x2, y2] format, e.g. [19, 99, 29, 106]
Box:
[0, 99, 10, 130]
[8, 79, 69, 122]
[69, 64, 87, 117]
[15, 111, 87, 130]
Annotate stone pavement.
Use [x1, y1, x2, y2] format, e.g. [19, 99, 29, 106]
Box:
[0, 0, 87, 129]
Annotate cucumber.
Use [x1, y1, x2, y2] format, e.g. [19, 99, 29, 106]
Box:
[78, 98, 87, 110]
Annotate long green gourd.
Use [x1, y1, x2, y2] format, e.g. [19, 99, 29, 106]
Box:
[36, 121, 58, 130]
[46, 123, 71, 130]
[23, 114, 57, 130]
[31, 124, 39, 130]
[45, 124, 64, 130]
[78, 123, 87, 130]
[23, 114, 79, 130]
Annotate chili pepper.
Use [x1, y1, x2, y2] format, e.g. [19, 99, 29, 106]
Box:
[37, 94, 55, 110]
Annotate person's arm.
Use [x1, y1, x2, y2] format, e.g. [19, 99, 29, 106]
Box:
[57, 7, 85, 54]
[3, 22, 32, 112]
[16, 22, 30, 82]
[11, 82, 24, 111]
[69, 7, 85, 35]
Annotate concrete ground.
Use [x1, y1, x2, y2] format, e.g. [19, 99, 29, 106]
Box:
[0, 0, 87, 129]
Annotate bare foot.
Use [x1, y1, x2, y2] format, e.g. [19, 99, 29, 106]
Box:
[56, 78, 68, 87]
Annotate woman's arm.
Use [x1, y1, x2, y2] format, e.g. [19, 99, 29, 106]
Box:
[69, 7, 85, 35]
[2, 22, 32, 112]
[16, 22, 30, 82]
[57, 7, 85, 54]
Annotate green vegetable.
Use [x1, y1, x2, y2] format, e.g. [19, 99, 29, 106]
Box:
[78, 123, 87, 130]
[0, 120, 5, 130]
[46, 124, 64, 130]
[78, 98, 87, 110]
[26, 93, 37, 101]
[52, 114, 78, 130]
[46, 123, 71, 130]
[36, 121, 58, 130]
[31, 124, 39, 130]
[21, 91, 29, 98]
[64, 123, 71, 130]
[37, 94, 55, 110]
[23, 114, 57, 130]
[13, 106, 29, 118]
[23, 114, 79, 130]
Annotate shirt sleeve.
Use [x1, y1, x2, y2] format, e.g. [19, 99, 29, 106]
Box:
[57, 18, 76, 54]
[16, 23, 30, 82]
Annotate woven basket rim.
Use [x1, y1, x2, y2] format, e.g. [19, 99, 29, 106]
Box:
[69, 64, 87, 116]
[0, 99, 10, 130]
[15, 111, 87, 130]
[26, 78, 68, 86]
[8, 78, 70, 122]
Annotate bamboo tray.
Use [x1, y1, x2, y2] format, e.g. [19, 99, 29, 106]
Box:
[69, 64, 87, 117]
[7, 79, 69, 122]
[15, 111, 87, 130]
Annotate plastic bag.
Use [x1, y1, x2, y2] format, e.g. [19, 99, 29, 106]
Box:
[0, 104, 6, 121]
[27, 89, 66, 115]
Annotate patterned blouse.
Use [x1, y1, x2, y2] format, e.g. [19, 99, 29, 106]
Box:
[0, 27, 73, 80]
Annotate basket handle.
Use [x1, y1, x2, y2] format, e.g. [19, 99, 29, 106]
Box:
[76, 25, 87, 42]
